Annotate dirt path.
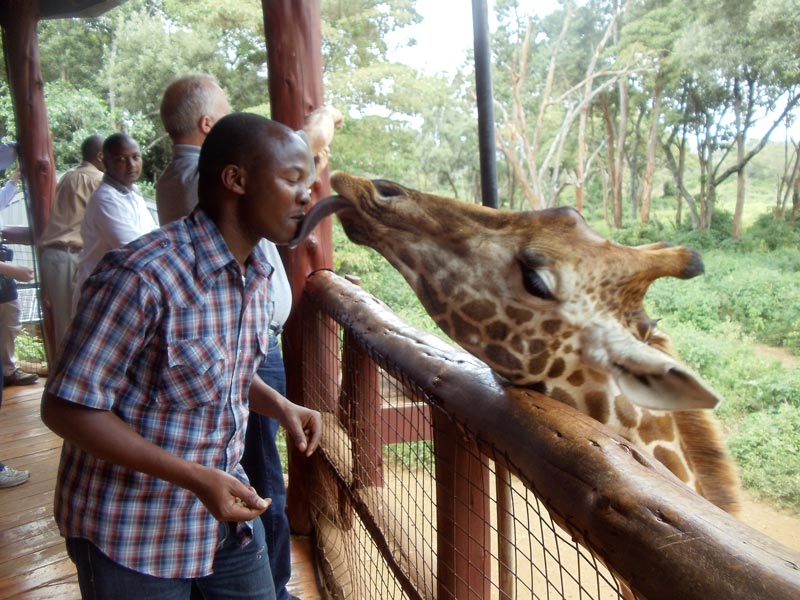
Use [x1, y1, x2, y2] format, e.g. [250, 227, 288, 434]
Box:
[739, 492, 800, 552]
[753, 343, 799, 369]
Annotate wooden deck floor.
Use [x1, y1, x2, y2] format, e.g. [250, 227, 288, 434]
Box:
[0, 380, 323, 599]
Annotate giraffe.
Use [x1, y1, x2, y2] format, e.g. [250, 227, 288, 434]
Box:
[295, 171, 741, 514]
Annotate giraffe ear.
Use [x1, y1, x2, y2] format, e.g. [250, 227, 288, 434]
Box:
[581, 322, 722, 411]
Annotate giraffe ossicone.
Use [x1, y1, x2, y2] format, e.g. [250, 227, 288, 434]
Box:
[306, 171, 740, 514]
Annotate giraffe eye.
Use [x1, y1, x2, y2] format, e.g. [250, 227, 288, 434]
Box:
[521, 267, 555, 300]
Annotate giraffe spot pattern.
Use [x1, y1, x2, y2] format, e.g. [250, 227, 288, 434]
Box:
[566, 369, 584, 387]
[506, 305, 534, 325]
[653, 446, 690, 483]
[547, 357, 566, 379]
[587, 368, 609, 385]
[614, 395, 638, 429]
[585, 391, 609, 423]
[639, 412, 676, 445]
[485, 344, 524, 372]
[528, 338, 547, 354]
[542, 319, 562, 335]
[527, 353, 549, 376]
[486, 320, 510, 340]
[451, 311, 482, 342]
[397, 247, 418, 272]
[419, 276, 447, 317]
[550, 387, 578, 409]
[461, 299, 497, 322]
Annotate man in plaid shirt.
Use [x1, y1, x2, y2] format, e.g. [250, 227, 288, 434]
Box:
[41, 113, 322, 600]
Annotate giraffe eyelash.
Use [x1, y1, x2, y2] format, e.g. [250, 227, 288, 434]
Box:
[521, 266, 556, 300]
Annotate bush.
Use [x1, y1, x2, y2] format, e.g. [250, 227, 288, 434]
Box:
[729, 403, 800, 513]
[646, 249, 800, 355]
[15, 331, 46, 363]
[742, 211, 800, 251]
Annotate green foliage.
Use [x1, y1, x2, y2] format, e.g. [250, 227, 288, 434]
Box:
[42, 81, 113, 171]
[729, 403, 800, 512]
[15, 331, 46, 363]
[742, 211, 800, 250]
[384, 440, 434, 471]
[646, 248, 800, 353]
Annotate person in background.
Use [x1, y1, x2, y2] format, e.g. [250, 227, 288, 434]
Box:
[72, 132, 155, 315]
[39, 134, 105, 352]
[41, 113, 322, 600]
[157, 73, 341, 600]
[0, 142, 38, 387]
[0, 141, 34, 487]
[0, 257, 35, 488]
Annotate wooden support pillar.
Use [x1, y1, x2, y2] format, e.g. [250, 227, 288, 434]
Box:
[433, 406, 492, 600]
[0, 0, 58, 364]
[342, 326, 383, 489]
[262, 0, 333, 534]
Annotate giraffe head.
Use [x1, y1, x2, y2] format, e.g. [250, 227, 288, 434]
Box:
[299, 171, 722, 415]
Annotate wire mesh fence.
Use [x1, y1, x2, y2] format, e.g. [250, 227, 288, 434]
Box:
[300, 272, 625, 600]
[295, 270, 800, 600]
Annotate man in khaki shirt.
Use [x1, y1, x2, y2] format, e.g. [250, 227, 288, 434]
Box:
[39, 135, 104, 352]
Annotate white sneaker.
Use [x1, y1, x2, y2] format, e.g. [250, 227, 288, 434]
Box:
[0, 466, 30, 488]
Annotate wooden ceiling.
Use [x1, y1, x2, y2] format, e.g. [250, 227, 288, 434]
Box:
[37, 0, 126, 19]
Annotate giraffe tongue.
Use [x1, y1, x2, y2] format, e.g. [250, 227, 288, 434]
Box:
[287, 194, 352, 249]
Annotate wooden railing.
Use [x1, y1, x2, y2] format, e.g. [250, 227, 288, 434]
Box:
[293, 270, 800, 600]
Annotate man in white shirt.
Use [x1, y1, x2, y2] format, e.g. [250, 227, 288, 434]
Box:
[72, 133, 156, 315]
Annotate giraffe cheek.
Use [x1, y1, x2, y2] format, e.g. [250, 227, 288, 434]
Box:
[451, 312, 482, 346]
[485, 344, 524, 373]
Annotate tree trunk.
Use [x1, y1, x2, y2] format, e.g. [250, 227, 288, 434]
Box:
[640, 67, 664, 225]
[614, 76, 629, 228]
[601, 93, 625, 229]
[576, 103, 587, 212]
[732, 78, 745, 240]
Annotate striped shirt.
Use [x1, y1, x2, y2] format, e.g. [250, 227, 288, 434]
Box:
[46, 209, 274, 578]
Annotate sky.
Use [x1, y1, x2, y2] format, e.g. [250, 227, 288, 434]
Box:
[387, 1, 557, 76]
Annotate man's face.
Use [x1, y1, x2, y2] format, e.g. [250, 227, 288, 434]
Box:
[241, 132, 312, 245]
[104, 139, 142, 188]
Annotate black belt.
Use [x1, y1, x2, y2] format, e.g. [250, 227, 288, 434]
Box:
[45, 241, 82, 253]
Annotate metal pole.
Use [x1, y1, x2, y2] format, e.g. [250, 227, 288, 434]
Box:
[472, 0, 498, 208]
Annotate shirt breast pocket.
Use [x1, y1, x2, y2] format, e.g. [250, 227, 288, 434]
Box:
[160, 337, 227, 409]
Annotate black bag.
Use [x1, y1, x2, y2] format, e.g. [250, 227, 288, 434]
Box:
[0, 274, 18, 303]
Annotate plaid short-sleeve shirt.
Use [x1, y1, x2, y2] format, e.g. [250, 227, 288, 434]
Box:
[46, 209, 273, 578]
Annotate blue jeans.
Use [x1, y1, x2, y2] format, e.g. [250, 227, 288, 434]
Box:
[66, 520, 275, 599]
[240, 337, 293, 600]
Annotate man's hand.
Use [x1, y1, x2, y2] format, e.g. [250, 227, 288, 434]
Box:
[190, 466, 272, 523]
[9, 264, 33, 283]
[280, 402, 322, 458]
[303, 105, 344, 174]
[248, 375, 323, 457]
